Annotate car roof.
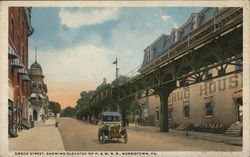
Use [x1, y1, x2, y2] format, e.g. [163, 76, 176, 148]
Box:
[102, 111, 121, 117]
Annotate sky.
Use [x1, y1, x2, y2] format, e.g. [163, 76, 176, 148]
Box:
[28, 7, 204, 109]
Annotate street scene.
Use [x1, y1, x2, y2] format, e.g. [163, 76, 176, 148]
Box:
[7, 5, 244, 155]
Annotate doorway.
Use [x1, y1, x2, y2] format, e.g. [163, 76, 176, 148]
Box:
[33, 109, 38, 121]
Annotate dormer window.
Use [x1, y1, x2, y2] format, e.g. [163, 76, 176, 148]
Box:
[191, 16, 198, 30]
[173, 31, 178, 43]
[147, 47, 154, 61]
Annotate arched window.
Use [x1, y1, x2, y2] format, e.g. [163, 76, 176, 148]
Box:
[191, 16, 198, 30]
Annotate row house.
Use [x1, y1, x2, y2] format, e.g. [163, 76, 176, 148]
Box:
[8, 7, 34, 137]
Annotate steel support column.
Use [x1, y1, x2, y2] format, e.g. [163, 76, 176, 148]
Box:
[155, 84, 176, 132]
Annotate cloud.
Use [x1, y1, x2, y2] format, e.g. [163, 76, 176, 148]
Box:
[161, 15, 171, 21]
[58, 8, 120, 28]
[29, 43, 116, 107]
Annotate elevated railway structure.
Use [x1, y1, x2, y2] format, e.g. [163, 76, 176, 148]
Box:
[87, 7, 243, 132]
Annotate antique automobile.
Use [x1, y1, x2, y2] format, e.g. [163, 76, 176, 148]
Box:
[98, 111, 128, 144]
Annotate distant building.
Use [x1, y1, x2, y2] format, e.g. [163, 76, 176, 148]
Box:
[138, 7, 243, 135]
[8, 7, 34, 136]
[28, 60, 49, 122]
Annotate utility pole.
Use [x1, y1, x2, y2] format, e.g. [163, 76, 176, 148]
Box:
[113, 56, 120, 112]
[113, 56, 119, 79]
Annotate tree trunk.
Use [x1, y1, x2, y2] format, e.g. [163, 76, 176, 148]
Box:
[121, 109, 127, 127]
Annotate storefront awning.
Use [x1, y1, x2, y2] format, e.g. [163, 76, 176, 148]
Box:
[22, 75, 31, 82]
[30, 93, 37, 98]
[39, 94, 45, 99]
[11, 58, 23, 69]
[8, 46, 18, 59]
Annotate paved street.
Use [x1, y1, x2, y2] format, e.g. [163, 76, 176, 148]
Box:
[57, 117, 242, 151]
[9, 118, 65, 151]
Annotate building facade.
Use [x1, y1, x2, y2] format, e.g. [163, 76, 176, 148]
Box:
[28, 60, 49, 122]
[8, 7, 34, 136]
[138, 7, 243, 132]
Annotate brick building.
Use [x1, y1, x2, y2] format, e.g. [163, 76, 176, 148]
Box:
[8, 7, 34, 137]
[138, 7, 243, 136]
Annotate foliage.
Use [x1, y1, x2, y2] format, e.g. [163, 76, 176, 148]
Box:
[111, 75, 129, 87]
[128, 100, 141, 116]
[60, 106, 76, 117]
[75, 90, 95, 119]
[49, 101, 61, 115]
[76, 75, 137, 122]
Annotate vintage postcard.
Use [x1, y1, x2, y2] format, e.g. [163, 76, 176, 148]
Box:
[0, 0, 249, 157]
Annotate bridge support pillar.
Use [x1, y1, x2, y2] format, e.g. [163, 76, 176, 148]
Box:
[155, 87, 175, 132]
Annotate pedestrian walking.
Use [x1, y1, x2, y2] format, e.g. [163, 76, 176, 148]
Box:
[126, 118, 129, 126]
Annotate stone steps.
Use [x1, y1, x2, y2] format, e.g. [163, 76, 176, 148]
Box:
[224, 123, 242, 137]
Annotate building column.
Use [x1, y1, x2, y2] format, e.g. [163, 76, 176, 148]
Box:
[155, 86, 175, 132]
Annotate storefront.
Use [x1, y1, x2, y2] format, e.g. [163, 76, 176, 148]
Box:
[233, 89, 243, 122]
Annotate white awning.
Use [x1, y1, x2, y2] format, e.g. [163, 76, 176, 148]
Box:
[30, 93, 37, 98]
[8, 83, 14, 101]
[39, 94, 45, 99]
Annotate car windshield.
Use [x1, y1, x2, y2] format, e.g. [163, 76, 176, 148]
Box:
[103, 116, 120, 122]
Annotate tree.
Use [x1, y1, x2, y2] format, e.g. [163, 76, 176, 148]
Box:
[60, 107, 76, 117]
[128, 100, 142, 122]
[49, 101, 61, 116]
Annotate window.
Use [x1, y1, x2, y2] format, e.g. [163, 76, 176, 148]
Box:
[18, 8, 20, 25]
[218, 68, 225, 76]
[10, 19, 14, 40]
[183, 101, 189, 118]
[205, 69, 213, 79]
[156, 111, 160, 120]
[38, 83, 42, 89]
[147, 51, 151, 61]
[17, 35, 20, 54]
[23, 21, 25, 37]
[180, 78, 189, 87]
[31, 81, 37, 88]
[22, 47, 25, 65]
[191, 16, 198, 30]
[143, 106, 148, 118]
[173, 31, 178, 43]
[168, 104, 173, 119]
[235, 59, 243, 71]
[205, 97, 213, 116]
[147, 47, 154, 61]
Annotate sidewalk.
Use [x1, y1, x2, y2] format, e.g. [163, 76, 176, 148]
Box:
[9, 118, 65, 151]
[127, 123, 242, 146]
